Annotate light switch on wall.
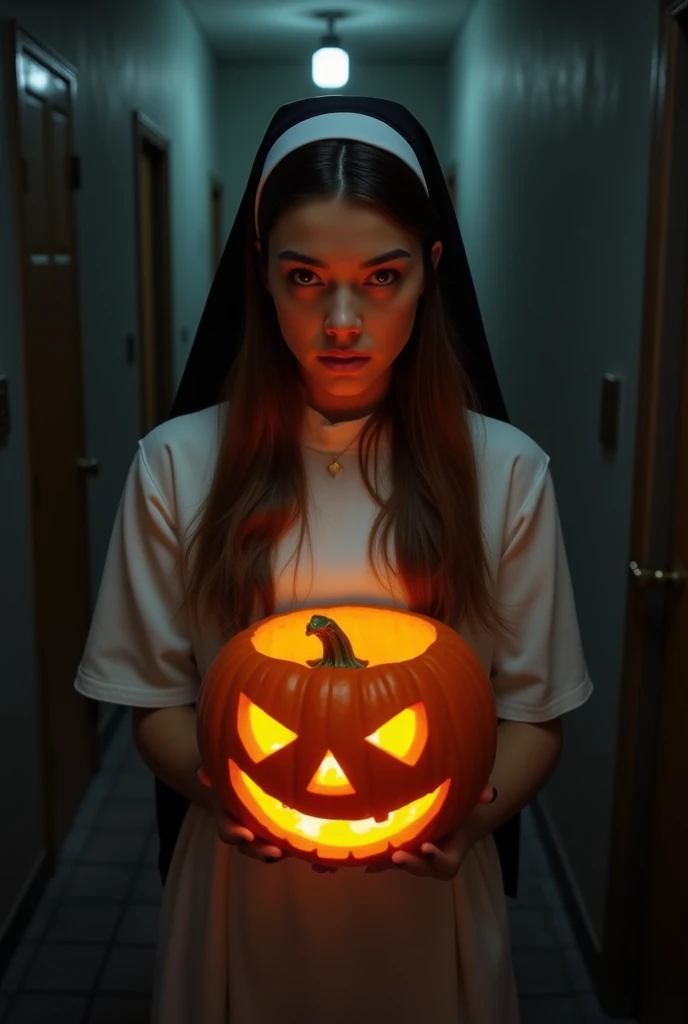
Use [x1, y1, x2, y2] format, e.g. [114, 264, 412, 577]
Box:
[0, 376, 10, 445]
[599, 373, 621, 454]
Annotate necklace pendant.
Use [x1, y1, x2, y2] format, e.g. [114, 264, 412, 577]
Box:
[328, 459, 342, 477]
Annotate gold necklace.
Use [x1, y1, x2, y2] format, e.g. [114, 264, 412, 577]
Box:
[327, 425, 366, 477]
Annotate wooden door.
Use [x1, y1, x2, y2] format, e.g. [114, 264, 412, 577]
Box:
[9, 27, 98, 859]
[134, 114, 172, 437]
[600, 3, 688, 1019]
[639, 221, 688, 1022]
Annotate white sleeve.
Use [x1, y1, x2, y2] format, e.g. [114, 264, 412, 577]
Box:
[74, 445, 200, 707]
[491, 462, 593, 722]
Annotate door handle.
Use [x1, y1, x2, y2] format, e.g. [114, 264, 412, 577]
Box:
[629, 560, 688, 588]
[77, 457, 100, 477]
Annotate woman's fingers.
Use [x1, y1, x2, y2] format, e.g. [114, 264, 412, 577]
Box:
[226, 829, 285, 861]
[478, 781, 498, 804]
[209, 796, 286, 863]
[223, 835, 286, 862]
[220, 824, 255, 845]
[239, 843, 285, 862]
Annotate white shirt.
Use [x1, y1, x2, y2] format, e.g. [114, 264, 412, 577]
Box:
[75, 401, 592, 722]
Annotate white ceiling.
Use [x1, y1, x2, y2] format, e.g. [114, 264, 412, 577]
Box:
[183, 0, 475, 65]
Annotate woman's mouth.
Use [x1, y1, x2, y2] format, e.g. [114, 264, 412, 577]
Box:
[318, 355, 371, 374]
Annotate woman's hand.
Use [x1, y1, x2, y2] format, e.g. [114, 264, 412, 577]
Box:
[206, 785, 289, 865]
[364, 780, 498, 880]
[199, 766, 331, 870]
[211, 798, 338, 872]
[212, 799, 288, 863]
[311, 861, 339, 874]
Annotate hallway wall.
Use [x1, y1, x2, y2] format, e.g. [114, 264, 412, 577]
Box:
[0, 0, 220, 940]
[446, 0, 658, 944]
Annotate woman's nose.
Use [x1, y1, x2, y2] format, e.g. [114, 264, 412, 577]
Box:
[324, 291, 363, 339]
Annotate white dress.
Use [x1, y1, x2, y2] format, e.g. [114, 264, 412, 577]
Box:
[75, 401, 593, 1024]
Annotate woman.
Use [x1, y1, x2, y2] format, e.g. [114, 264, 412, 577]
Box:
[75, 96, 592, 1022]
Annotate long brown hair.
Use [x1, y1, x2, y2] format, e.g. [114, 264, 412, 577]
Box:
[183, 140, 510, 642]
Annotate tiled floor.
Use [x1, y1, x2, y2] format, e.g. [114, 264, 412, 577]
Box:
[0, 713, 637, 1024]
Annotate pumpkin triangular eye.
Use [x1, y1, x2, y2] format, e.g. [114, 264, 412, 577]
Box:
[238, 693, 298, 763]
[364, 702, 428, 765]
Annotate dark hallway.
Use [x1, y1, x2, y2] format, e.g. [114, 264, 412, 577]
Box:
[1, 0, 686, 1021]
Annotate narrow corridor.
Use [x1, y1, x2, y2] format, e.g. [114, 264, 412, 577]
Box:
[0, 714, 636, 1024]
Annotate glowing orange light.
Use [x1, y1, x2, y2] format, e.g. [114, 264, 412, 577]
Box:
[229, 758, 450, 861]
[307, 751, 356, 795]
[197, 604, 498, 867]
[365, 702, 427, 765]
[237, 692, 298, 763]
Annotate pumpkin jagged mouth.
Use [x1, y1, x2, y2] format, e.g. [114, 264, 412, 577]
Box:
[228, 759, 450, 861]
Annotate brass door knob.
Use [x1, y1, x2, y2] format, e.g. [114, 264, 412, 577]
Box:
[77, 457, 100, 477]
[629, 561, 688, 588]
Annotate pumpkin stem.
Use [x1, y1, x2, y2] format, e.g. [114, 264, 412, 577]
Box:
[305, 615, 369, 668]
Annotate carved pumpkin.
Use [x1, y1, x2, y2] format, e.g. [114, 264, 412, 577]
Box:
[197, 605, 497, 866]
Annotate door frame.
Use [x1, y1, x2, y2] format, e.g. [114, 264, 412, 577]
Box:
[132, 111, 173, 436]
[599, 0, 688, 1015]
[5, 20, 98, 863]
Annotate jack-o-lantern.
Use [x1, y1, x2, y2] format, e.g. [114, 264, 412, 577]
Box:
[197, 605, 497, 867]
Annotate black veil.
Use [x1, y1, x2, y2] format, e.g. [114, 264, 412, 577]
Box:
[158, 94, 520, 896]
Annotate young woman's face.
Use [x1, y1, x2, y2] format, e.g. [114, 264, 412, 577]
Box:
[257, 197, 442, 419]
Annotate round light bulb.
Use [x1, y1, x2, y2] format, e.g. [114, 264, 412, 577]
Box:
[312, 46, 350, 89]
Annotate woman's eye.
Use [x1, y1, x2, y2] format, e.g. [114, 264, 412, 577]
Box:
[287, 267, 401, 288]
[288, 269, 321, 287]
[368, 268, 400, 287]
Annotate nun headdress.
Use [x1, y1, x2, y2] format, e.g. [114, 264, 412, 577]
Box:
[171, 94, 507, 421]
[160, 94, 520, 894]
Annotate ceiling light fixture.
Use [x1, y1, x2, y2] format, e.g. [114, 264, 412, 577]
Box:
[312, 12, 349, 89]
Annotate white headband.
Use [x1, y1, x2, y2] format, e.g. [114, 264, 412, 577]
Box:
[254, 111, 429, 236]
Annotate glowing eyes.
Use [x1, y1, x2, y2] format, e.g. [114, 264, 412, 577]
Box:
[237, 693, 297, 763]
[238, 694, 428, 767]
[364, 702, 428, 766]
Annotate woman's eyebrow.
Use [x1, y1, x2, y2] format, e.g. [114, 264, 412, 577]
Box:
[277, 248, 412, 269]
